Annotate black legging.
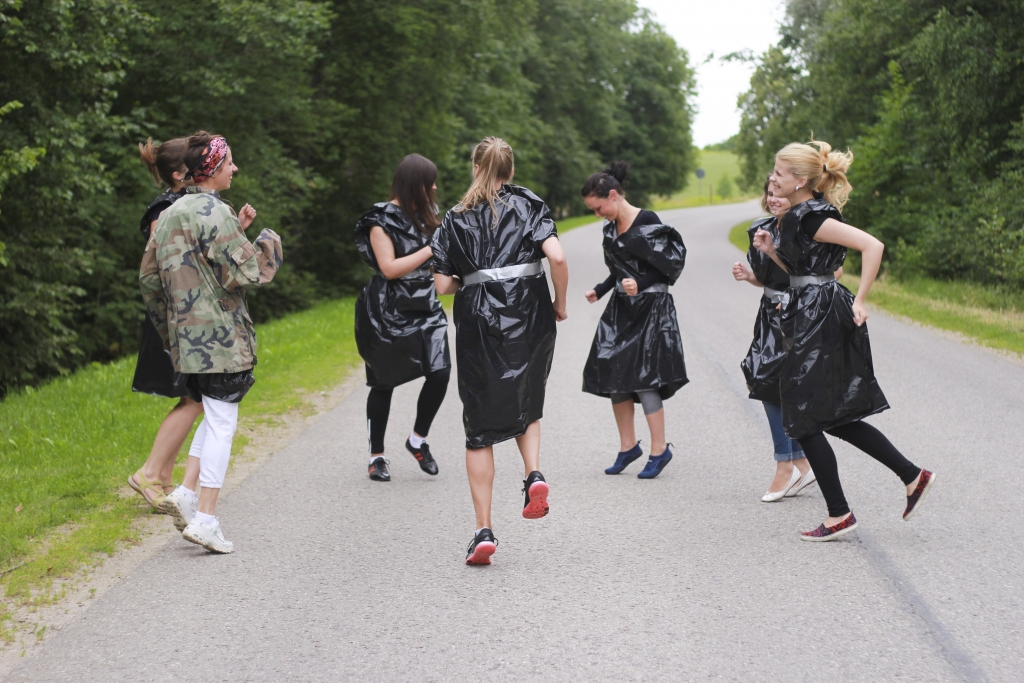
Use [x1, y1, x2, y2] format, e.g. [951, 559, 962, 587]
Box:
[798, 421, 921, 517]
[366, 368, 451, 454]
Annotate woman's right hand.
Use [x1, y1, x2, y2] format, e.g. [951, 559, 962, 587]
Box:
[585, 289, 598, 303]
[752, 229, 776, 256]
[732, 262, 755, 283]
[238, 204, 257, 230]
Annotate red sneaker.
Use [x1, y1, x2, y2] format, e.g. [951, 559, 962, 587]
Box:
[903, 470, 936, 521]
[800, 512, 858, 542]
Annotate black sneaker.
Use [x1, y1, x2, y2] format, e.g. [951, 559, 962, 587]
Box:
[522, 471, 550, 519]
[405, 438, 439, 476]
[465, 528, 498, 565]
[368, 457, 390, 482]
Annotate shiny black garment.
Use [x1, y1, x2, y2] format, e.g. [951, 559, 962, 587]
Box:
[354, 202, 450, 389]
[132, 189, 188, 397]
[582, 213, 688, 402]
[776, 199, 889, 439]
[430, 185, 557, 449]
[740, 216, 789, 403]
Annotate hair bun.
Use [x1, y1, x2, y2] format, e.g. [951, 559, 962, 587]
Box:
[603, 160, 630, 186]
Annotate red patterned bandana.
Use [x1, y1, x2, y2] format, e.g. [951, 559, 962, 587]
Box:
[186, 137, 228, 183]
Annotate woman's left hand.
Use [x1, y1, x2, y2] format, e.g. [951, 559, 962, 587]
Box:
[752, 229, 776, 256]
[239, 204, 257, 230]
[852, 298, 869, 326]
[621, 278, 638, 296]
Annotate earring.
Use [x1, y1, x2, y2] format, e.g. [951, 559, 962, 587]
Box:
[796, 185, 802, 190]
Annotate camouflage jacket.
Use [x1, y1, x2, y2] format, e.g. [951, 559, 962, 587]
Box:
[139, 187, 283, 374]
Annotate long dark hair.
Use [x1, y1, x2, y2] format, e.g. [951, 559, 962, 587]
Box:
[139, 137, 188, 188]
[581, 160, 630, 198]
[391, 153, 440, 235]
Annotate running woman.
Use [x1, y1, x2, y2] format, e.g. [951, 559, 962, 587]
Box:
[430, 137, 568, 565]
[128, 137, 205, 513]
[732, 178, 816, 501]
[354, 154, 451, 481]
[753, 140, 936, 541]
[581, 162, 687, 479]
[141, 131, 283, 553]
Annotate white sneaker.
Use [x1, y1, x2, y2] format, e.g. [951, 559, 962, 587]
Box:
[181, 519, 234, 554]
[160, 488, 197, 532]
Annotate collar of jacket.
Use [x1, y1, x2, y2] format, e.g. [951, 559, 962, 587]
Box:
[185, 186, 220, 196]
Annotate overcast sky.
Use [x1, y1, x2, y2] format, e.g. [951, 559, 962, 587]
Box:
[636, 0, 786, 148]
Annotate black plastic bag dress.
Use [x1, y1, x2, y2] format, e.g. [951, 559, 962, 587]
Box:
[132, 189, 189, 397]
[582, 219, 688, 401]
[776, 199, 889, 439]
[740, 215, 789, 403]
[430, 185, 557, 449]
[354, 202, 450, 389]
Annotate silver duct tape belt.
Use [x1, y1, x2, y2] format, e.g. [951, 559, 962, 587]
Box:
[762, 286, 786, 304]
[616, 282, 669, 295]
[789, 273, 836, 287]
[401, 268, 432, 280]
[462, 261, 544, 286]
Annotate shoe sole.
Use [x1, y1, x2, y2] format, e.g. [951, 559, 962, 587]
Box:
[800, 522, 859, 542]
[369, 475, 391, 482]
[903, 472, 936, 521]
[181, 528, 234, 554]
[159, 499, 189, 532]
[466, 541, 496, 565]
[605, 454, 642, 475]
[523, 481, 550, 519]
[637, 455, 672, 479]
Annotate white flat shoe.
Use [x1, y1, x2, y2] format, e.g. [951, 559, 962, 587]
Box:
[787, 468, 817, 497]
[762, 467, 801, 502]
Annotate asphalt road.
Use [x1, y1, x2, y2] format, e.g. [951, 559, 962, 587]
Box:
[8, 200, 1023, 682]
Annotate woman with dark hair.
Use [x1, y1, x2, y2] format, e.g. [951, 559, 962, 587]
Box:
[127, 137, 205, 512]
[732, 178, 817, 502]
[141, 131, 282, 553]
[581, 162, 687, 479]
[354, 153, 451, 482]
[754, 140, 935, 541]
[431, 137, 568, 566]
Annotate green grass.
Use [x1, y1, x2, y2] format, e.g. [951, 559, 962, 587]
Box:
[0, 298, 360, 637]
[653, 151, 759, 211]
[726, 221, 1024, 357]
[557, 214, 602, 233]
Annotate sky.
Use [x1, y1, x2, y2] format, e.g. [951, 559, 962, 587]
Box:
[636, 0, 786, 148]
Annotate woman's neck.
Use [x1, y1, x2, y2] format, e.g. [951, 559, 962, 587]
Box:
[787, 188, 815, 206]
[614, 201, 641, 232]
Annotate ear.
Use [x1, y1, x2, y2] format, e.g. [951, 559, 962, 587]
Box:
[508, 167, 515, 182]
[472, 164, 480, 177]
[172, 170, 186, 182]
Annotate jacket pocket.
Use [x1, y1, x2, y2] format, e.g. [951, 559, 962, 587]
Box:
[230, 242, 260, 282]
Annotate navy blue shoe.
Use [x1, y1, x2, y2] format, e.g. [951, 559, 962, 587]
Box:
[605, 441, 643, 475]
[637, 445, 673, 479]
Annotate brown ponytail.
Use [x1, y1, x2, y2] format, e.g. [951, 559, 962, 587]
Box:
[456, 137, 514, 224]
[138, 136, 189, 188]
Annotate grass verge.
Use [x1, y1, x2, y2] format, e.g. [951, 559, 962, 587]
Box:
[0, 297, 360, 640]
[727, 220, 1024, 357]
[653, 151, 759, 211]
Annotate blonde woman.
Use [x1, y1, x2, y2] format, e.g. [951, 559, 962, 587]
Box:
[753, 140, 935, 542]
[431, 137, 568, 565]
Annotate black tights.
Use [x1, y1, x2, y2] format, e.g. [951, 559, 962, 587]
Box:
[366, 368, 451, 454]
[798, 421, 921, 517]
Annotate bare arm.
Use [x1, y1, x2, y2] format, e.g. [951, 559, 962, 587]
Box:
[433, 272, 460, 295]
[814, 218, 883, 326]
[369, 225, 432, 280]
[542, 236, 568, 321]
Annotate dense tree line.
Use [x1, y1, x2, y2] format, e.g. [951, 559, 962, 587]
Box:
[0, 0, 696, 394]
[735, 0, 1024, 289]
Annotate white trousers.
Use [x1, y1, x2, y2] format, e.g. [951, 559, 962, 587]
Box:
[187, 396, 239, 489]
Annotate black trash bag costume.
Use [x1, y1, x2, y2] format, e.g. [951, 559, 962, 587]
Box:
[582, 212, 688, 402]
[132, 188, 189, 397]
[430, 185, 557, 449]
[740, 215, 790, 403]
[776, 198, 889, 440]
[355, 202, 451, 389]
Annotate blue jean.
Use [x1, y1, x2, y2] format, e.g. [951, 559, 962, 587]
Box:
[762, 401, 805, 462]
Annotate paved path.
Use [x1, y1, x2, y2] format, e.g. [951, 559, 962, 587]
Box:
[8, 201, 1024, 682]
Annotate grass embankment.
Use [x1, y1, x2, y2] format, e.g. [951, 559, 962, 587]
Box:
[728, 220, 1024, 356]
[0, 298, 360, 641]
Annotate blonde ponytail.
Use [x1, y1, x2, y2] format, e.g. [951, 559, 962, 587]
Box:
[456, 137, 514, 224]
[776, 138, 854, 210]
